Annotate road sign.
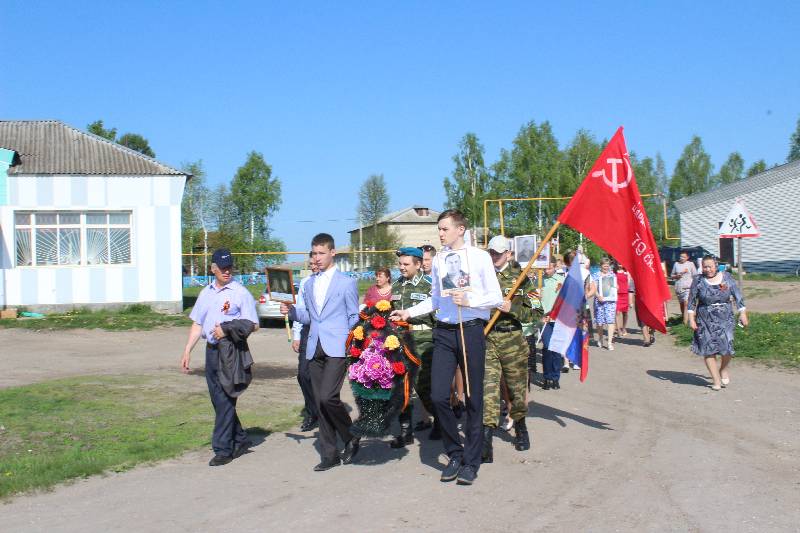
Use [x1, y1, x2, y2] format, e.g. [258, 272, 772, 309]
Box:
[718, 199, 760, 238]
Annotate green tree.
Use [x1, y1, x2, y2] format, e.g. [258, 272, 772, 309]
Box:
[668, 135, 713, 202]
[654, 153, 669, 196]
[443, 133, 496, 232]
[356, 174, 398, 267]
[87, 120, 117, 141]
[500, 120, 566, 236]
[563, 129, 602, 193]
[788, 116, 800, 162]
[716, 152, 745, 185]
[229, 151, 282, 246]
[629, 153, 665, 242]
[180, 161, 209, 274]
[746, 159, 767, 177]
[358, 173, 390, 244]
[117, 133, 156, 158]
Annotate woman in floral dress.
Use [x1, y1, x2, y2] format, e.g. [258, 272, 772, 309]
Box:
[592, 258, 618, 350]
[686, 256, 748, 391]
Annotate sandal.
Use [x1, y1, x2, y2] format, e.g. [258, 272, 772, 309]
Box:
[710, 384, 722, 391]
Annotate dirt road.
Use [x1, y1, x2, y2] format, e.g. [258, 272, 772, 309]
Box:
[1, 323, 798, 532]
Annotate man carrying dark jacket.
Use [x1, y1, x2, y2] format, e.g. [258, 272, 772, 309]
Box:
[181, 249, 259, 467]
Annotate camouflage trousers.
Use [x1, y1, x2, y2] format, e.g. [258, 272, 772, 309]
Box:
[483, 329, 529, 427]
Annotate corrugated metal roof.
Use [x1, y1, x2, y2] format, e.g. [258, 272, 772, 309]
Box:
[0, 120, 186, 176]
[674, 159, 800, 212]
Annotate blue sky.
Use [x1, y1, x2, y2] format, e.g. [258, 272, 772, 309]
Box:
[2, 1, 798, 253]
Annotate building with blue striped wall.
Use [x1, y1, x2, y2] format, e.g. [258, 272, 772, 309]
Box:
[0, 121, 189, 312]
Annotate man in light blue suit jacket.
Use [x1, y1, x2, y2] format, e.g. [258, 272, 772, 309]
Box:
[282, 233, 360, 471]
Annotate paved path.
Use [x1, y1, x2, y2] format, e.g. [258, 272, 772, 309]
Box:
[1, 329, 798, 532]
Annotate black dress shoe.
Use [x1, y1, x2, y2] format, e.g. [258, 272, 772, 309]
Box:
[440, 457, 462, 482]
[313, 458, 341, 471]
[208, 454, 233, 467]
[341, 437, 361, 464]
[552, 380, 561, 390]
[300, 417, 319, 432]
[232, 440, 252, 458]
[456, 465, 477, 485]
[542, 379, 551, 390]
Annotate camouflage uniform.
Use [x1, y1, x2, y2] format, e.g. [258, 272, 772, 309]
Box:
[391, 272, 435, 414]
[483, 263, 539, 427]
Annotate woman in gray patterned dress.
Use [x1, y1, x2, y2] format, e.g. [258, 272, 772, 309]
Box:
[686, 256, 748, 391]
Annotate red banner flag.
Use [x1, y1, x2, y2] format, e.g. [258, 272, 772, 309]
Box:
[558, 127, 671, 333]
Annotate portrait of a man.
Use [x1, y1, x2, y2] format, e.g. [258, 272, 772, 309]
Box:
[440, 251, 470, 292]
[514, 235, 536, 266]
[266, 267, 295, 303]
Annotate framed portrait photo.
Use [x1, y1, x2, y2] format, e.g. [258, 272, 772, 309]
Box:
[439, 249, 471, 295]
[266, 267, 296, 304]
[514, 235, 537, 266]
[533, 241, 550, 269]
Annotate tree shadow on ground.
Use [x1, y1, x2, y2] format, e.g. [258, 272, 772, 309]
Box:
[647, 369, 709, 388]
[187, 363, 296, 381]
[527, 401, 614, 430]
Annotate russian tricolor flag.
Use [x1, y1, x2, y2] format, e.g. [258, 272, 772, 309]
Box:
[548, 254, 589, 382]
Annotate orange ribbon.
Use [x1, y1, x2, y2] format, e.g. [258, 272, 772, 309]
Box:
[403, 345, 421, 366]
[403, 373, 410, 410]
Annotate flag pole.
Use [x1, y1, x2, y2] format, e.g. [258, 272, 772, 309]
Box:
[457, 302, 471, 398]
[484, 221, 561, 335]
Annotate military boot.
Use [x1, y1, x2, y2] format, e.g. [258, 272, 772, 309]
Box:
[513, 418, 531, 451]
[390, 408, 414, 448]
[481, 425, 494, 463]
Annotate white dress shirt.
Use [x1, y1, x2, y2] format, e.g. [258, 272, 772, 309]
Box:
[407, 245, 503, 323]
[314, 265, 337, 311]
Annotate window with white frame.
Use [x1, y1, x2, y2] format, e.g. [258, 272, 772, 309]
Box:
[15, 211, 132, 267]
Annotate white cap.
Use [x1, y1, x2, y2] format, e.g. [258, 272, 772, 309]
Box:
[488, 236, 510, 253]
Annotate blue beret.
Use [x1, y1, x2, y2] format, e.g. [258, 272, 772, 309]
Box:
[396, 247, 423, 259]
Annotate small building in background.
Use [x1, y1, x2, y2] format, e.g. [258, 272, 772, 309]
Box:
[0, 120, 189, 312]
[674, 159, 800, 274]
[349, 205, 440, 249]
[347, 206, 440, 270]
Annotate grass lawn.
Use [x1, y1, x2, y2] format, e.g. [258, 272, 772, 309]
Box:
[668, 312, 800, 366]
[739, 273, 799, 282]
[2, 281, 374, 331]
[0, 375, 299, 499]
[0, 304, 191, 331]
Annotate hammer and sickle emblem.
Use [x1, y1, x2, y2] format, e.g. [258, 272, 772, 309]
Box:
[591, 154, 633, 193]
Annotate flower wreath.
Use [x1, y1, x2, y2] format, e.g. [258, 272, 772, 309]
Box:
[345, 299, 421, 437]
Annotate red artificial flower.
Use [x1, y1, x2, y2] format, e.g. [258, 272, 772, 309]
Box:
[370, 330, 380, 338]
[349, 346, 362, 358]
[371, 315, 387, 329]
[391, 361, 406, 375]
[365, 300, 375, 308]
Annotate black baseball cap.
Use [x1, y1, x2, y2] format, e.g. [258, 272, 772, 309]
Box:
[211, 248, 233, 268]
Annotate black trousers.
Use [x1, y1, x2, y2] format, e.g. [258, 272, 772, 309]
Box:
[297, 325, 317, 419]
[205, 344, 248, 456]
[431, 322, 486, 470]
[308, 341, 353, 461]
